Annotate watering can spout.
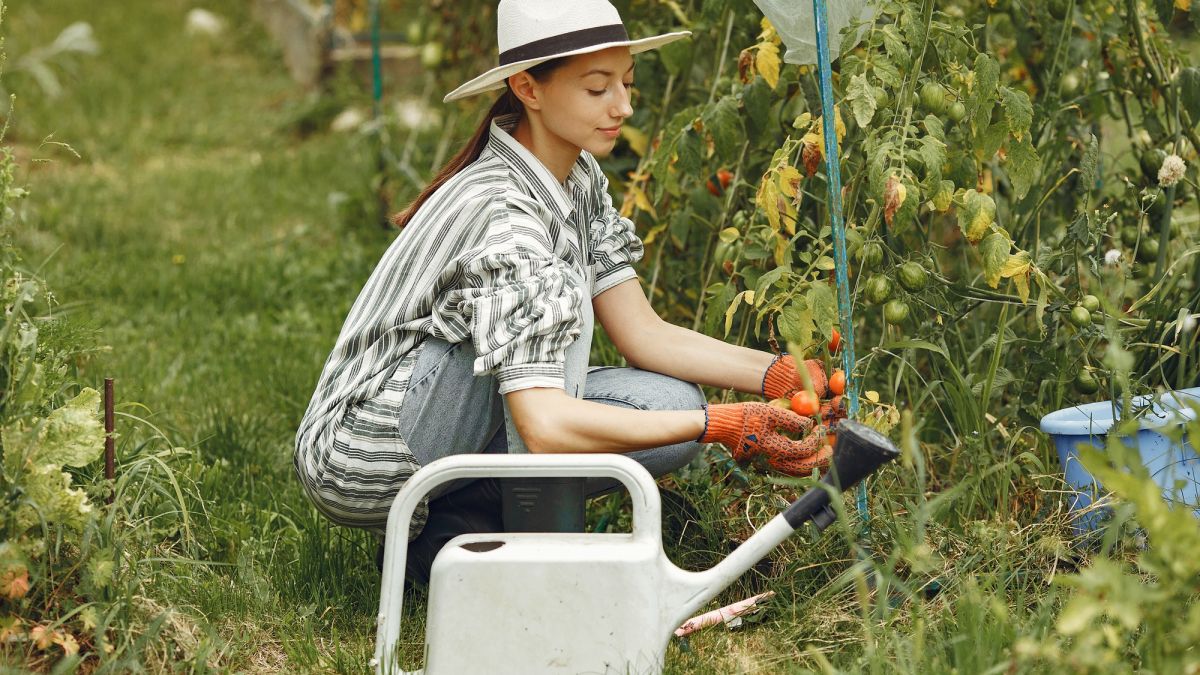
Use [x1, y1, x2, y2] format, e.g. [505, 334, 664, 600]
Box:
[664, 421, 901, 626]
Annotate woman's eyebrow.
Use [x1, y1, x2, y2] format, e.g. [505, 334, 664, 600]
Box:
[579, 64, 636, 78]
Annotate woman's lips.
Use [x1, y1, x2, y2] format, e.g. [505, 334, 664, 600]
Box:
[599, 126, 621, 138]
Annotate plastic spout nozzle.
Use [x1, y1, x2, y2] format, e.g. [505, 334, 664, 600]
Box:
[781, 420, 900, 531]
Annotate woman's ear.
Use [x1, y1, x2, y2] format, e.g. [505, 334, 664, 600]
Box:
[507, 71, 542, 111]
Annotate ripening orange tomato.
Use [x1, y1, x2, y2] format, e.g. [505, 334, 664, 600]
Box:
[829, 369, 846, 396]
[828, 328, 842, 354]
[790, 390, 820, 416]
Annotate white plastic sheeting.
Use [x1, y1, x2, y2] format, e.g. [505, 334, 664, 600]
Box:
[750, 0, 876, 65]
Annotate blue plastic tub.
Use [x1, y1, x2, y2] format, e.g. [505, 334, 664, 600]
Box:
[1039, 387, 1200, 533]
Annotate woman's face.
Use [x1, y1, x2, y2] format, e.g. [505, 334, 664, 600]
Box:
[531, 47, 635, 157]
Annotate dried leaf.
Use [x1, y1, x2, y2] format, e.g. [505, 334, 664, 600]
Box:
[884, 174, 907, 226]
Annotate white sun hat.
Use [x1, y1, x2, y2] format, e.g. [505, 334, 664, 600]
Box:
[443, 0, 691, 103]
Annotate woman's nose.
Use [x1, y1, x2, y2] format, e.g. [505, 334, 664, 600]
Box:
[612, 86, 633, 119]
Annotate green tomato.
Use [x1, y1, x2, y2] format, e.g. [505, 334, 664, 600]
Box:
[1140, 149, 1167, 183]
[865, 275, 894, 305]
[897, 261, 929, 292]
[1120, 227, 1141, 247]
[884, 300, 910, 325]
[1074, 369, 1099, 395]
[421, 41, 445, 68]
[859, 242, 885, 270]
[1136, 236, 1160, 263]
[713, 240, 742, 265]
[874, 87, 890, 110]
[1081, 294, 1100, 313]
[947, 100, 967, 123]
[1069, 305, 1092, 327]
[405, 20, 423, 44]
[920, 82, 948, 115]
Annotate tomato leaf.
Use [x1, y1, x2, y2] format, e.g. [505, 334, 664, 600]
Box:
[959, 189, 997, 243]
[847, 73, 878, 129]
[932, 180, 955, 212]
[724, 290, 750, 337]
[756, 41, 781, 89]
[999, 86, 1033, 140]
[918, 134, 947, 188]
[873, 57, 902, 88]
[778, 297, 814, 348]
[880, 24, 909, 68]
[806, 283, 837, 338]
[884, 339, 949, 359]
[969, 53, 1000, 130]
[1080, 133, 1100, 191]
[1005, 136, 1039, 200]
[979, 231, 1012, 288]
[754, 266, 787, 306]
[703, 96, 744, 160]
[659, 38, 692, 78]
[741, 77, 772, 139]
[980, 121, 1008, 161]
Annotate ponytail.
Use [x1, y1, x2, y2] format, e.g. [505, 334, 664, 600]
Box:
[390, 57, 570, 230]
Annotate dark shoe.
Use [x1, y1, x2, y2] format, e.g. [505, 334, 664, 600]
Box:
[401, 477, 504, 586]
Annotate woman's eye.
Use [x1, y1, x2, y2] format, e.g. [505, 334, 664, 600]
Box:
[587, 89, 605, 96]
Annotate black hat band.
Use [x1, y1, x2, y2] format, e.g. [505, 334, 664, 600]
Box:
[498, 24, 630, 66]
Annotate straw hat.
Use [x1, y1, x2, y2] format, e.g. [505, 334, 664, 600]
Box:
[443, 0, 691, 103]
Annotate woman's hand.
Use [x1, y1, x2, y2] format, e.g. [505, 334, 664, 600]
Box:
[698, 402, 831, 475]
[761, 353, 829, 401]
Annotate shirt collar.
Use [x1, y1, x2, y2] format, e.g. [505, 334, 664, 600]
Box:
[487, 112, 591, 220]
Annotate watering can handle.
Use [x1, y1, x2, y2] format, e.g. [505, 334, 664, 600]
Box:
[372, 453, 663, 675]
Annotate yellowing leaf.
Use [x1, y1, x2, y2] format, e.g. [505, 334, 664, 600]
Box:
[642, 221, 668, 246]
[1001, 250, 1033, 302]
[774, 233, 792, 267]
[619, 125, 649, 156]
[778, 165, 802, 198]
[628, 184, 657, 218]
[720, 288, 748, 333]
[719, 227, 740, 243]
[758, 171, 783, 232]
[759, 16, 780, 43]
[865, 390, 881, 403]
[958, 189, 997, 243]
[757, 42, 781, 89]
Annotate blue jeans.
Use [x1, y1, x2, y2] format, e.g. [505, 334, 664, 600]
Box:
[395, 336, 707, 501]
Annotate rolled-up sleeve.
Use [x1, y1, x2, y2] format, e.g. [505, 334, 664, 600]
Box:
[461, 227, 584, 394]
[589, 169, 645, 299]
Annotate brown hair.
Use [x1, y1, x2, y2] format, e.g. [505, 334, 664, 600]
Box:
[390, 57, 570, 229]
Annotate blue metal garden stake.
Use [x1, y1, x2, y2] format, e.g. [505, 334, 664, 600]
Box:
[811, 0, 868, 521]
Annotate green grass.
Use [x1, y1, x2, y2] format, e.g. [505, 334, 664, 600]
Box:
[6, 0, 1193, 672]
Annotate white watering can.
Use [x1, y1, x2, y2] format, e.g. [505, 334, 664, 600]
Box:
[372, 420, 899, 674]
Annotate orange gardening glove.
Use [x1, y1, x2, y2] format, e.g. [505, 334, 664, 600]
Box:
[820, 395, 848, 426]
[697, 402, 831, 476]
[762, 353, 829, 401]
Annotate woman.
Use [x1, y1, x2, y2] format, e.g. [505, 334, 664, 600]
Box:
[293, 0, 838, 584]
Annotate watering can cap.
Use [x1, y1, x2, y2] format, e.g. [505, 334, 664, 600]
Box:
[443, 0, 691, 103]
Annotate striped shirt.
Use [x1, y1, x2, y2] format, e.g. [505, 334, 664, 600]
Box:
[293, 111, 644, 529]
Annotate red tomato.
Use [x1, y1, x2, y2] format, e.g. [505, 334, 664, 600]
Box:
[790, 390, 820, 416]
[828, 328, 842, 354]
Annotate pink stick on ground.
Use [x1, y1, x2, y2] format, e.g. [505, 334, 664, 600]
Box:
[674, 591, 776, 637]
